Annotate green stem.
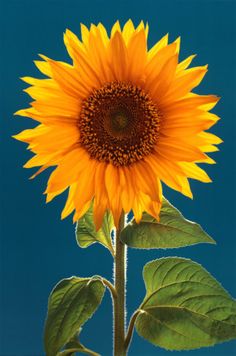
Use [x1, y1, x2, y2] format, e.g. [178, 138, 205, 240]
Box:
[114, 212, 126, 356]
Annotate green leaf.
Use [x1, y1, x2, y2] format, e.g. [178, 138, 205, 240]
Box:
[44, 276, 105, 356]
[121, 198, 215, 249]
[135, 257, 236, 350]
[76, 202, 114, 255]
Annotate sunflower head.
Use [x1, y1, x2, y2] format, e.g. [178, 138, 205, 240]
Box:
[14, 20, 221, 228]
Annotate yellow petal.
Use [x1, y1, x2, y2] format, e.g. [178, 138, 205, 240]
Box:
[120, 167, 136, 213]
[127, 29, 147, 83]
[46, 148, 89, 193]
[109, 31, 128, 81]
[179, 162, 212, 182]
[161, 93, 219, 112]
[47, 58, 88, 99]
[150, 54, 178, 99]
[174, 36, 181, 54]
[93, 162, 109, 229]
[177, 54, 196, 73]
[156, 137, 208, 161]
[61, 183, 77, 218]
[148, 33, 169, 60]
[97, 23, 109, 46]
[145, 43, 177, 91]
[199, 131, 223, 145]
[178, 176, 193, 199]
[122, 19, 135, 44]
[105, 164, 122, 227]
[145, 155, 183, 194]
[73, 200, 91, 223]
[80, 23, 90, 45]
[111, 20, 121, 37]
[34, 60, 52, 77]
[46, 187, 67, 203]
[131, 161, 160, 202]
[73, 162, 96, 215]
[162, 65, 208, 104]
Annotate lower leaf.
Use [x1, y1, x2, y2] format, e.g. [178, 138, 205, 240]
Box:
[44, 276, 105, 356]
[135, 257, 236, 350]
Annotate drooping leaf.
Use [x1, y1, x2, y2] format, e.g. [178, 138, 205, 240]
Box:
[135, 257, 236, 350]
[76, 202, 114, 255]
[121, 198, 215, 248]
[44, 276, 105, 356]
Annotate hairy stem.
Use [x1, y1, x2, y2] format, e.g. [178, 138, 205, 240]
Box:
[114, 212, 126, 356]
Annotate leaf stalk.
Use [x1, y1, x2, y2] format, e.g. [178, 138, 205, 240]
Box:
[102, 278, 117, 300]
[124, 310, 140, 351]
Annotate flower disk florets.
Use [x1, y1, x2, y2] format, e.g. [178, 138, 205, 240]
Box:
[78, 82, 160, 166]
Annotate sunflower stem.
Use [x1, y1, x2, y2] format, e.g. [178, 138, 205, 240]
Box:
[114, 212, 127, 356]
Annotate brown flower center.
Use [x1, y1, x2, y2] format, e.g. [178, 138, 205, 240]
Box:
[78, 82, 160, 166]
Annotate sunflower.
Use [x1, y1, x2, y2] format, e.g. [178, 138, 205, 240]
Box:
[14, 20, 221, 229]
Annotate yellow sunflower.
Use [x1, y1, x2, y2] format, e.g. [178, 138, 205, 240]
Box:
[14, 20, 221, 229]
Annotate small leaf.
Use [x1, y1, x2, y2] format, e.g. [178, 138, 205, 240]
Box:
[57, 349, 79, 356]
[57, 333, 101, 356]
[57, 349, 78, 356]
[44, 276, 105, 356]
[76, 202, 114, 255]
[58, 346, 100, 356]
[58, 344, 100, 356]
[135, 257, 236, 350]
[121, 198, 215, 248]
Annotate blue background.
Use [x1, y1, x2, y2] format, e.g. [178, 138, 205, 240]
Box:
[0, 0, 236, 355]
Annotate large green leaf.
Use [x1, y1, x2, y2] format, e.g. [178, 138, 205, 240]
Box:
[135, 257, 236, 350]
[120, 198, 215, 248]
[44, 276, 105, 356]
[76, 202, 114, 255]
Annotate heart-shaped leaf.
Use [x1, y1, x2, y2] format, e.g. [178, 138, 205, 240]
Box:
[44, 276, 105, 356]
[121, 198, 215, 248]
[135, 257, 236, 350]
[76, 202, 114, 255]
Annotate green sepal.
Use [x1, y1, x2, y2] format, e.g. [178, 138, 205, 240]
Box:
[135, 257, 236, 350]
[76, 201, 114, 255]
[44, 276, 105, 356]
[121, 198, 215, 249]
